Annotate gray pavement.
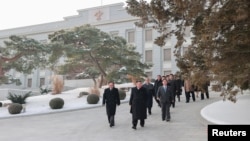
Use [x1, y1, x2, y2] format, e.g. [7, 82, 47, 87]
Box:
[0, 93, 220, 141]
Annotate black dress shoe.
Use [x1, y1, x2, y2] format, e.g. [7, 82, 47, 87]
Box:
[132, 126, 136, 130]
[166, 119, 170, 122]
[140, 124, 144, 127]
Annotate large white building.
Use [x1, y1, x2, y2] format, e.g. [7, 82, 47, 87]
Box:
[0, 3, 190, 89]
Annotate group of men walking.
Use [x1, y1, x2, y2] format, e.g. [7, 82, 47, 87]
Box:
[102, 74, 209, 130]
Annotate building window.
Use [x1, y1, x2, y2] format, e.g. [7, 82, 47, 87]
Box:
[110, 31, 119, 37]
[145, 50, 153, 62]
[28, 78, 32, 88]
[127, 30, 135, 43]
[145, 72, 152, 79]
[40, 39, 47, 44]
[183, 47, 189, 55]
[163, 48, 171, 61]
[164, 71, 171, 76]
[40, 78, 45, 87]
[145, 29, 152, 42]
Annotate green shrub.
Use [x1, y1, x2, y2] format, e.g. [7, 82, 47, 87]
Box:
[87, 94, 99, 104]
[8, 103, 23, 114]
[40, 87, 52, 95]
[118, 89, 126, 100]
[7, 91, 31, 104]
[49, 98, 64, 109]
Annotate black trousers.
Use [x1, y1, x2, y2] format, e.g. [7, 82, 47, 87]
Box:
[153, 95, 161, 107]
[190, 91, 196, 101]
[161, 101, 171, 120]
[132, 118, 145, 127]
[108, 115, 115, 126]
[201, 91, 209, 100]
[185, 91, 190, 102]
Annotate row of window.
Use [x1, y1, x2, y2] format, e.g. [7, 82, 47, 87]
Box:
[126, 29, 154, 43]
[27, 78, 45, 88]
[145, 48, 171, 62]
[145, 70, 172, 79]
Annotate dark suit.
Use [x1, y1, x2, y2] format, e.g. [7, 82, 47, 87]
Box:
[129, 87, 147, 127]
[142, 83, 154, 114]
[102, 87, 120, 127]
[201, 81, 210, 100]
[175, 79, 183, 102]
[153, 79, 162, 107]
[157, 85, 173, 121]
[168, 80, 176, 107]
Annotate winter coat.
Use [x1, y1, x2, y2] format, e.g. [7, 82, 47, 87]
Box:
[143, 83, 154, 108]
[102, 87, 120, 116]
[129, 87, 147, 120]
[153, 79, 162, 96]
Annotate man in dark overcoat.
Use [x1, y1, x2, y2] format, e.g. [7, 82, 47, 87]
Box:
[153, 75, 162, 107]
[102, 81, 120, 127]
[129, 80, 147, 130]
[168, 74, 176, 108]
[174, 75, 183, 102]
[142, 77, 154, 115]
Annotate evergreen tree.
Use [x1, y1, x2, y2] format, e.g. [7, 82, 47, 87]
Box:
[48, 24, 150, 88]
[126, 0, 250, 102]
[0, 35, 49, 85]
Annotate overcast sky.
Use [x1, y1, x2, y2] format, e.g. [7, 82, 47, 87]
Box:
[0, 0, 126, 30]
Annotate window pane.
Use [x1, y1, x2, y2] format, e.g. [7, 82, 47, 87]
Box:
[164, 71, 171, 75]
[145, 29, 152, 42]
[127, 31, 135, 43]
[146, 72, 152, 78]
[110, 31, 119, 37]
[163, 49, 171, 61]
[28, 79, 32, 88]
[145, 50, 152, 62]
[40, 78, 45, 87]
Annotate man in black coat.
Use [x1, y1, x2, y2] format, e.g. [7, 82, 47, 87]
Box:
[174, 76, 183, 102]
[153, 75, 162, 107]
[168, 74, 176, 108]
[102, 81, 120, 127]
[157, 79, 174, 122]
[129, 80, 147, 130]
[142, 77, 154, 115]
[201, 81, 210, 100]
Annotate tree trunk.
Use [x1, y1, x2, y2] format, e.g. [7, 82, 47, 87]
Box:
[92, 77, 97, 87]
[98, 75, 104, 88]
[89, 52, 107, 77]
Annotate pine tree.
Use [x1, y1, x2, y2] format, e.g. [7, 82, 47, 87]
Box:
[0, 35, 49, 85]
[48, 24, 151, 88]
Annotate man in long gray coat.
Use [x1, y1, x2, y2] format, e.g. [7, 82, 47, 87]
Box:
[102, 81, 120, 127]
[129, 80, 147, 130]
[157, 79, 174, 122]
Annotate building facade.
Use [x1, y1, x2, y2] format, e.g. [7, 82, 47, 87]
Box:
[0, 3, 190, 89]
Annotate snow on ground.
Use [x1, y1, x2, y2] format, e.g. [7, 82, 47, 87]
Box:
[1, 82, 250, 125]
[201, 92, 250, 124]
[0, 83, 134, 119]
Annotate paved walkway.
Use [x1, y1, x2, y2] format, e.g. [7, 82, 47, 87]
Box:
[0, 92, 222, 141]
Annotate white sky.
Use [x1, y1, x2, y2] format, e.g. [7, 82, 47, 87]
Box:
[0, 0, 126, 30]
